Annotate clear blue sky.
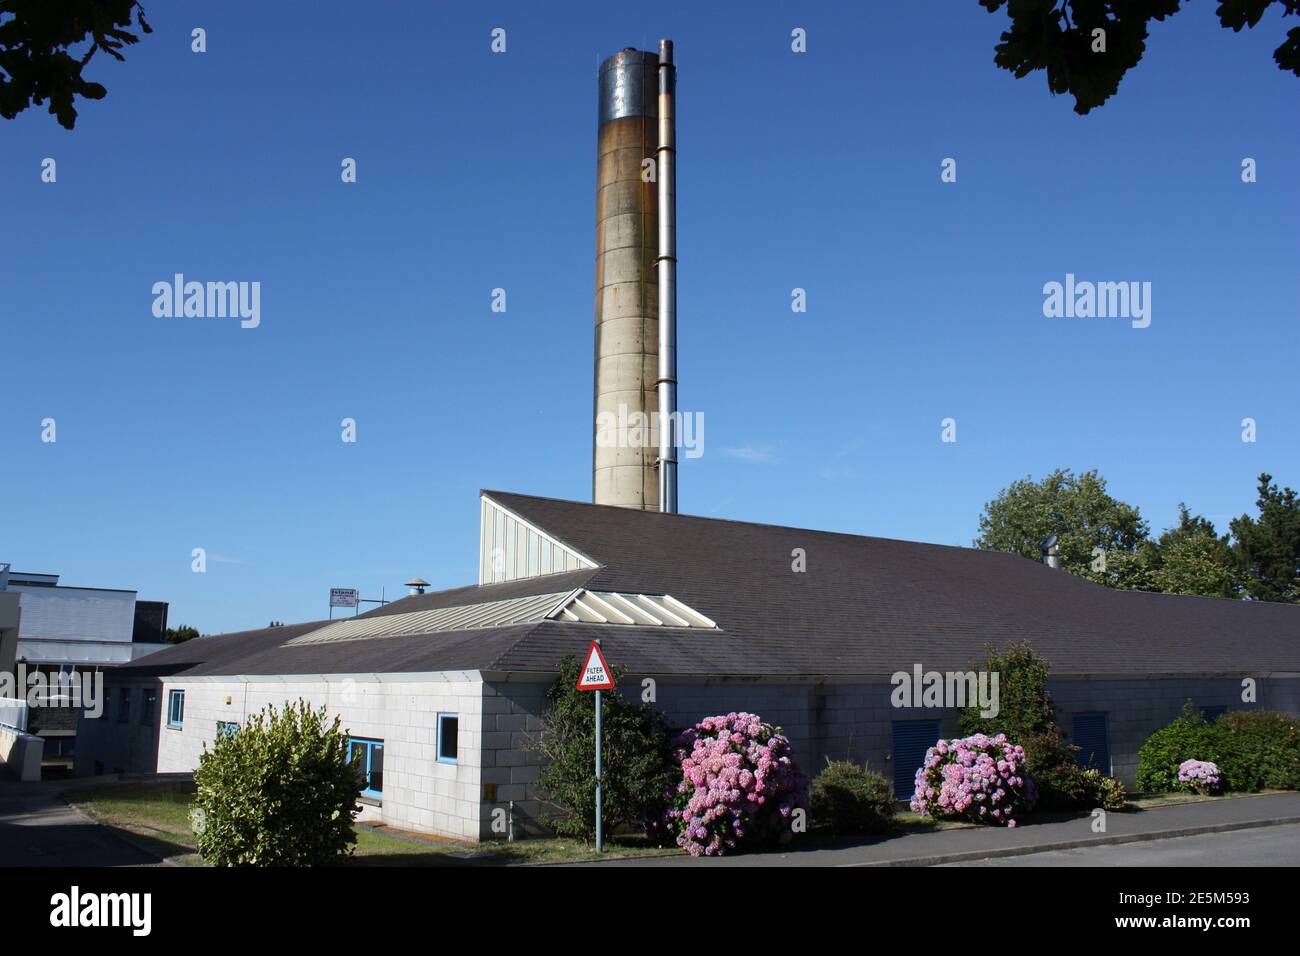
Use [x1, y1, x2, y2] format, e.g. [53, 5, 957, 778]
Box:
[2, 1, 1296, 634]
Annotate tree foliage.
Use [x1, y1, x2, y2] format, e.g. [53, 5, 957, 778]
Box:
[529, 656, 676, 841]
[0, 0, 152, 129]
[975, 468, 1148, 584]
[1107, 505, 1239, 598]
[1230, 473, 1300, 603]
[164, 624, 200, 644]
[979, 1, 1300, 114]
[978, 469, 1299, 603]
[192, 701, 360, 866]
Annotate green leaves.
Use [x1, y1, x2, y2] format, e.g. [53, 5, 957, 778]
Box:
[975, 467, 1148, 581]
[530, 657, 676, 842]
[192, 700, 360, 866]
[979, 1, 1299, 113]
[977, 469, 1300, 602]
[1230, 473, 1300, 603]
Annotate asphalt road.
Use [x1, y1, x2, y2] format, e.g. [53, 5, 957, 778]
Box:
[943, 822, 1300, 867]
[0, 777, 159, 867]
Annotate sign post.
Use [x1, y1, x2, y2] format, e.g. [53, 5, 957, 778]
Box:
[575, 639, 615, 853]
[329, 588, 360, 619]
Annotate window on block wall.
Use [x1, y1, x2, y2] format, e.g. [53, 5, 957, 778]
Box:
[216, 721, 238, 739]
[117, 687, 131, 723]
[141, 688, 158, 725]
[167, 690, 185, 728]
[437, 713, 458, 764]
[348, 737, 384, 798]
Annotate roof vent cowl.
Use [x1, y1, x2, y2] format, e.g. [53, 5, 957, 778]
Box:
[1040, 535, 1060, 570]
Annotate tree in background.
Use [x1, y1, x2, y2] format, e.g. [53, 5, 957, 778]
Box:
[1107, 505, 1239, 599]
[1231, 473, 1300, 603]
[0, 0, 151, 129]
[974, 468, 1148, 584]
[978, 1, 1299, 115]
[978, 469, 1297, 604]
[164, 624, 200, 644]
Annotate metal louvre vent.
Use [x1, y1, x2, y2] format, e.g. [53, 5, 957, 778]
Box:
[285, 589, 718, 646]
[286, 591, 572, 645]
[554, 591, 716, 629]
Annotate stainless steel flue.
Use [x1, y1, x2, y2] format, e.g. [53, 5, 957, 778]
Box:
[655, 39, 678, 514]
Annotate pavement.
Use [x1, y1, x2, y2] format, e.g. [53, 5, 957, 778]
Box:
[590, 792, 1300, 866]
[0, 775, 160, 867]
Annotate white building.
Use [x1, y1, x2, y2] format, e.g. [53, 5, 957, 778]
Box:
[1, 566, 170, 768]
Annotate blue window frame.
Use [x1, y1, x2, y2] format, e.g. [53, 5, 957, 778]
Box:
[348, 737, 384, 798]
[141, 687, 158, 725]
[167, 690, 185, 728]
[437, 713, 459, 764]
[117, 687, 131, 723]
[216, 720, 238, 739]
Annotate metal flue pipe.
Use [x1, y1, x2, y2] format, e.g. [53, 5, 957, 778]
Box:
[655, 39, 679, 514]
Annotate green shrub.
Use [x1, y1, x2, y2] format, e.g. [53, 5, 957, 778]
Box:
[1027, 730, 1128, 811]
[1136, 702, 1220, 793]
[1212, 711, 1300, 791]
[192, 701, 360, 866]
[960, 642, 1127, 811]
[529, 656, 676, 841]
[809, 759, 896, 834]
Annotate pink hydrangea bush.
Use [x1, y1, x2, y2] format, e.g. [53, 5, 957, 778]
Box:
[1177, 759, 1222, 795]
[663, 712, 807, 857]
[909, 733, 1038, 827]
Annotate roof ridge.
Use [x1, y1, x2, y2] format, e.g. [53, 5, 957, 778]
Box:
[482, 488, 1012, 556]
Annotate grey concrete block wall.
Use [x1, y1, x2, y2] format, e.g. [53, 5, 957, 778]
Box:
[478, 677, 962, 837]
[74, 680, 163, 775]
[1049, 676, 1300, 786]
[478, 681, 548, 840]
[481, 674, 1300, 833]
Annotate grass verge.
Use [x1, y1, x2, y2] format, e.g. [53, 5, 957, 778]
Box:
[64, 780, 676, 866]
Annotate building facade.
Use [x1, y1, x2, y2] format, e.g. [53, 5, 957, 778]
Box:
[75, 490, 1300, 842]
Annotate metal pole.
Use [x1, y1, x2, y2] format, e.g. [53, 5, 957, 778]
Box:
[656, 38, 679, 514]
[595, 682, 603, 853]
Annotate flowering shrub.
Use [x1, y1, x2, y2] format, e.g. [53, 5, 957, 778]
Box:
[663, 712, 807, 857]
[1177, 759, 1223, 795]
[910, 733, 1038, 827]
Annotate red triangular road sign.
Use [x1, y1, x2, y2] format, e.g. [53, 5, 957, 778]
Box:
[576, 640, 615, 691]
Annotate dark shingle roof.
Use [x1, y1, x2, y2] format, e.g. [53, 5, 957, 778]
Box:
[117, 491, 1300, 680]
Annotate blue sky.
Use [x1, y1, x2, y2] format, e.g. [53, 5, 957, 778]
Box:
[2, 1, 1296, 634]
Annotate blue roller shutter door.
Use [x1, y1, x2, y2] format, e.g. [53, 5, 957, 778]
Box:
[1072, 713, 1111, 774]
[892, 719, 941, 798]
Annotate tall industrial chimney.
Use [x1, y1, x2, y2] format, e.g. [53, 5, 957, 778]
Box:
[593, 45, 673, 511]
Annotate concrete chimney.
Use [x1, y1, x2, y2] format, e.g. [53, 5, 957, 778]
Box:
[593, 48, 660, 510]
